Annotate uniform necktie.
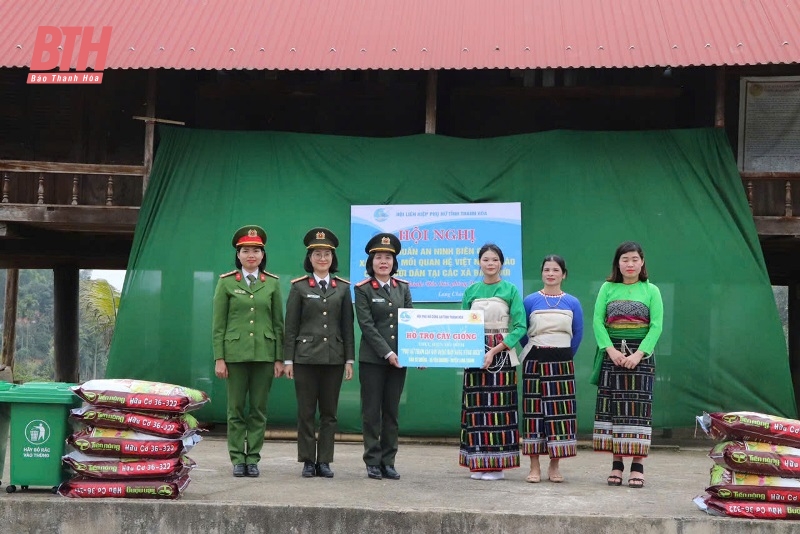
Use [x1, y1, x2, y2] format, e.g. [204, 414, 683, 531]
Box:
[247, 274, 256, 287]
[319, 280, 327, 293]
[383, 283, 391, 297]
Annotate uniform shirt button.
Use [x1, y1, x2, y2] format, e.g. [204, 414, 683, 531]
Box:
[389, 313, 394, 317]
[323, 337, 328, 342]
[249, 332, 254, 336]
[302, 339, 307, 343]
[250, 295, 254, 299]
[250, 307, 254, 311]
[323, 311, 327, 316]
[322, 299, 327, 303]
[388, 303, 393, 307]
[391, 335, 395, 340]
[250, 320, 254, 324]
[323, 324, 328, 328]
[389, 324, 394, 329]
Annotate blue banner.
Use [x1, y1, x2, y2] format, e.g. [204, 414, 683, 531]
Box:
[397, 308, 485, 368]
[350, 203, 522, 302]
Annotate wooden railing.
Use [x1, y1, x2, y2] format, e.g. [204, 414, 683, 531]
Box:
[0, 160, 146, 207]
[741, 172, 800, 236]
[742, 172, 797, 218]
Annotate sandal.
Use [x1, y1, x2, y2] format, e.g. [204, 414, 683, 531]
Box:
[628, 462, 644, 489]
[548, 472, 564, 483]
[607, 460, 624, 486]
[526, 470, 541, 483]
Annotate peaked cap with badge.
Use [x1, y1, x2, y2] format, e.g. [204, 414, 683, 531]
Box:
[365, 232, 401, 255]
[232, 225, 267, 248]
[304, 227, 339, 250]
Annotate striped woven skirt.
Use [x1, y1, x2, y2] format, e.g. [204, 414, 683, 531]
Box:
[521, 347, 577, 459]
[593, 338, 655, 457]
[459, 333, 520, 471]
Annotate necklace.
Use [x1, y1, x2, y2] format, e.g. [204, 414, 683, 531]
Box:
[539, 290, 564, 308]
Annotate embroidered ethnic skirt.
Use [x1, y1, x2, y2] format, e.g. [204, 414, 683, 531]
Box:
[593, 338, 655, 457]
[521, 347, 577, 459]
[459, 333, 520, 471]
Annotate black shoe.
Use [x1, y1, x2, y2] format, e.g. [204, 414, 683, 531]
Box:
[381, 465, 401, 480]
[301, 461, 316, 478]
[316, 463, 334, 478]
[245, 464, 260, 477]
[232, 463, 246, 477]
[366, 465, 383, 480]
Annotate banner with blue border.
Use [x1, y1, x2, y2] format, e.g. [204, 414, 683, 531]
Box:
[397, 308, 485, 368]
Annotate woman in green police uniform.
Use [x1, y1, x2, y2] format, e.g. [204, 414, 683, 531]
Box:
[355, 232, 412, 481]
[212, 225, 285, 478]
[283, 227, 355, 479]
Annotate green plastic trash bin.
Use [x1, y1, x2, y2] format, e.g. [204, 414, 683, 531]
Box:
[0, 380, 12, 487]
[0, 382, 81, 493]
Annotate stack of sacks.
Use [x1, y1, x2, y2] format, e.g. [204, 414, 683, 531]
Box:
[694, 411, 800, 520]
[57, 379, 209, 500]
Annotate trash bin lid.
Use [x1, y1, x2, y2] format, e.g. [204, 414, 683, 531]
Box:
[0, 381, 79, 404]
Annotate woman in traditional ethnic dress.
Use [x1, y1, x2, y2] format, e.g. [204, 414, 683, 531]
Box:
[592, 241, 663, 489]
[459, 243, 527, 481]
[520, 255, 583, 483]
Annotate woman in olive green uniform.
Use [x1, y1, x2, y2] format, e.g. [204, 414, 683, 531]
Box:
[212, 225, 285, 478]
[355, 232, 412, 480]
[283, 227, 355, 479]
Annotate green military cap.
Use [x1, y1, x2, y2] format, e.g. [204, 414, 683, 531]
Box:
[231, 225, 267, 248]
[365, 232, 401, 254]
[304, 227, 339, 249]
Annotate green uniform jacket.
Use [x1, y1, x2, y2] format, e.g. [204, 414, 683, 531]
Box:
[354, 277, 412, 365]
[212, 270, 285, 363]
[283, 275, 355, 365]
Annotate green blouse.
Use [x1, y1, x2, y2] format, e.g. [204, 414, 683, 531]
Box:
[592, 280, 663, 355]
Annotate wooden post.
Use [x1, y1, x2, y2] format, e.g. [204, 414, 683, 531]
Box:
[714, 67, 726, 128]
[1, 269, 19, 370]
[37, 173, 45, 204]
[143, 69, 157, 197]
[71, 174, 79, 205]
[425, 70, 438, 134]
[53, 265, 80, 383]
[106, 176, 114, 206]
[2, 172, 8, 203]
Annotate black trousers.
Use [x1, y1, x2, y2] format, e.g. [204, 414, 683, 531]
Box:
[294, 363, 345, 463]
[359, 361, 407, 467]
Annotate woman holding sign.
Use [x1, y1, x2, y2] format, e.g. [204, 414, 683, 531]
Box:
[355, 233, 413, 481]
[459, 243, 527, 480]
[520, 255, 584, 483]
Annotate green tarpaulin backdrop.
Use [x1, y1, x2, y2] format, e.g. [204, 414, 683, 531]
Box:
[106, 127, 796, 435]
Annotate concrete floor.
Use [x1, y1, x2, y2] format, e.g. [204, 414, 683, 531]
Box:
[0, 436, 797, 533]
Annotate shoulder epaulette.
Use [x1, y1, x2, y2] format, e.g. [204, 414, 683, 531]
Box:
[355, 278, 372, 287]
[219, 270, 238, 279]
[263, 271, 279, 279]
[393, 277, 410, 285]
[334, 275, 351, 284]
[291, 275, 310, 284]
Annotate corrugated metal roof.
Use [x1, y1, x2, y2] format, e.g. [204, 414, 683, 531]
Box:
[1, 0, 798, 70]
